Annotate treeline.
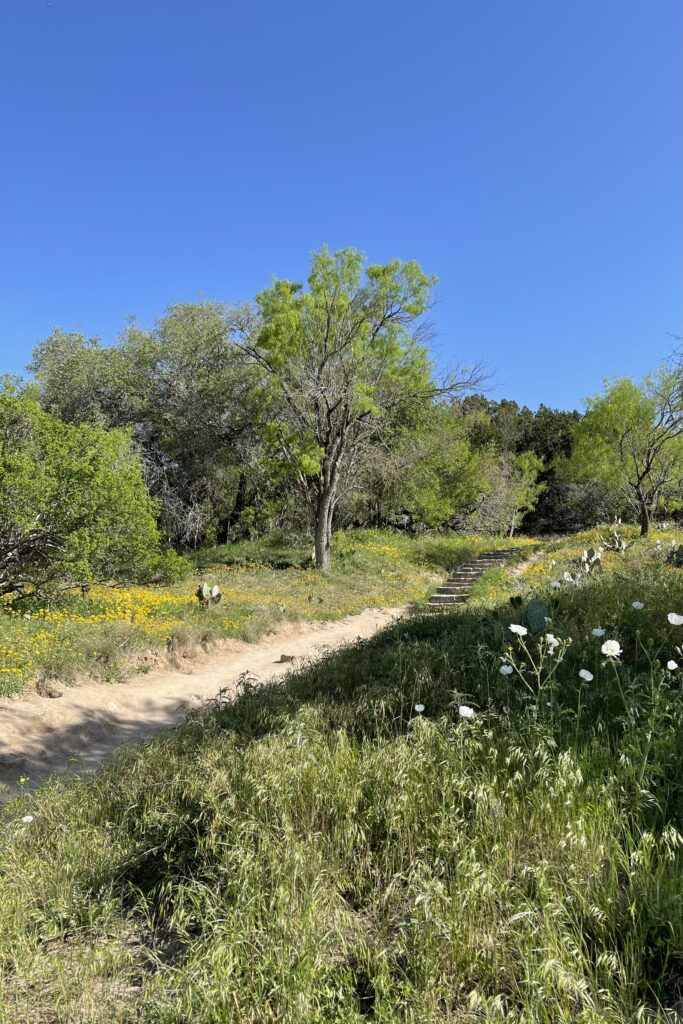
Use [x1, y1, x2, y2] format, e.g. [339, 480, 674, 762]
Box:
[3, 247, 682, 589]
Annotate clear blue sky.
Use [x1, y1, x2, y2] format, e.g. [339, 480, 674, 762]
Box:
[1, 0, 681, 411]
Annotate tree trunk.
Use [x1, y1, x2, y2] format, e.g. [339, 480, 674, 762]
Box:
[314, 491, 334, 571]
[639, 501, 650, 537]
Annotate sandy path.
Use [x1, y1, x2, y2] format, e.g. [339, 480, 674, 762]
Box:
[0, 607, 403, 800]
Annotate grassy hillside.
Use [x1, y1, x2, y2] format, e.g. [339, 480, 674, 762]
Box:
[0, 530, 534, 697]
[2, 528, 683, 1021]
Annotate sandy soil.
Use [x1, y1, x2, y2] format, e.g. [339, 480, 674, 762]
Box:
[0, 607, 403, 800]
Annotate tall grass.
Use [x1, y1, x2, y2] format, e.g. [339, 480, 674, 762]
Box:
[1, 534, 683, 1021]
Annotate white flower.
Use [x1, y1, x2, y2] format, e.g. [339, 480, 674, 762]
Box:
[458, 705, 475, 719]
[550, 580, 561, 589]
[545, 633, 560, 651]
[509, 624, 528, 636]
[667, 660, 678, 671]
[414, 703, 425, 714]
[502, 705, 510, 714]
[592, 628, 606, 637]
[499, 664, 513, 676]
[601, 639, 622, 659]
[668, 613, 683, 626]
[21, 815, 33, 824]
[632, 601, 644, 610]
[578, 669, 594, 681]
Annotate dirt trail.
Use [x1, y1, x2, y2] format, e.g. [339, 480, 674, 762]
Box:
[0, 607, 403, 800]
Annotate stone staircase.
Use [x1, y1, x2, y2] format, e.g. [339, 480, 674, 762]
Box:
[426, 549, 519, 611]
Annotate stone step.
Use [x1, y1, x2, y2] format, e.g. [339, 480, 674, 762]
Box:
[426, 549, 520, 612]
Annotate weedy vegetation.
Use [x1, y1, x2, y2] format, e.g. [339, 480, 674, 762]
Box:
[2, 530, 683, 1022]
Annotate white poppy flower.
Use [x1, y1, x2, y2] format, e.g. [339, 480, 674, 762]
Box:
[668, 613, 683, 626]
[21, 815, 33, 824]
[502, 705, 510, 714]
[578, 669, 594, 681]
[592, 628, 606, 637]
[499, 664, 513, 676]
[667, 660, 678, 671]
[632, 601, 644, 610]
[458, 705, 475, 719]
[414, 703, 425, 714]
[601, 639, 622, 659]
[545, 633, 560, 650]
[509, 624, 528, 636]
[550, 580, 561, 589]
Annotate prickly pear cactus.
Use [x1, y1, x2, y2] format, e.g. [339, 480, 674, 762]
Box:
[667, 543, 683, 568]
[196, 583, 223, 605]
[525, 598, 548, 636]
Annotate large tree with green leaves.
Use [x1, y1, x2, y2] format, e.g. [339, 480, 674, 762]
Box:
[245, 247, 481, 568]
[30, 304, 263, 546]
[0, 384, 186, 597]
[560, 367, 683, 535]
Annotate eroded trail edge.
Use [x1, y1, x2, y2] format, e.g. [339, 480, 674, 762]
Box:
[0, 607, 403, 800]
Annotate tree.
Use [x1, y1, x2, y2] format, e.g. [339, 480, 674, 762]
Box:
[245, 247, 481, 569]
[30, 304, 264, 546]
[0, 386, 186, 597]
[560, 368, 683, 536]
[347, 406, 490, 531]
[469, 450, 545, 535]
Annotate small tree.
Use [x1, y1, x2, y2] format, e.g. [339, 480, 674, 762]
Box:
[560, 368, 683, 536]
[0, 387, 185, 597]
[245, 247, 481, 569]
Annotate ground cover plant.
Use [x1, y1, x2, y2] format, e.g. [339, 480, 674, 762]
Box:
[0, 530, 534, 696]
[2, 532, 683, 1021]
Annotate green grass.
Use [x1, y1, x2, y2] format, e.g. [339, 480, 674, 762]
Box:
[2, 531, 683, 1021]
[0, 529, 534, 696]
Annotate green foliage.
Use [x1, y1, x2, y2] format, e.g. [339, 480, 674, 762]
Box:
[251, 247, 443, 566]
[525, 596, 548, 635]
[0, 388, 186, 596]
[3, 539, 683, 1019]
[561, 367, 683, 534]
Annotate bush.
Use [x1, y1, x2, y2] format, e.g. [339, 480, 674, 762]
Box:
[0, 387, 187, 595]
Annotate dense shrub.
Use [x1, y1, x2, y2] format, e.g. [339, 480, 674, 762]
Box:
[0, 387, 188, 596]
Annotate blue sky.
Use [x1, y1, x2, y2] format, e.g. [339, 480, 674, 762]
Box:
[1, 0, 681, 411]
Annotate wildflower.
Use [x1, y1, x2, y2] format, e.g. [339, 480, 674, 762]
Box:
[458, 705, 475, 719]
[545, 633, 560, 651]
[592, 628, 605, 637]
[509, 624, 528, 637]
[499, 664, 513, 676]
[578, 669, 594, 681]
[667, 660, 678, 671]
[550, 580, 561, 589]
[502, 705, 510, 714]
[632, 601, 644, 610]
[21, 815, 33, 824]
[414, 703, 425, 714]
[668, 613, 683, 626]
[601, 639, 622, 659]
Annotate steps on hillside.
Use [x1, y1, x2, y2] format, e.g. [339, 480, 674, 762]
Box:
[426, 548, 518, 611]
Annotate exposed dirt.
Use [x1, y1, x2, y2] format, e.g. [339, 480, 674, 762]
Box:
[0, 607, 403, 800]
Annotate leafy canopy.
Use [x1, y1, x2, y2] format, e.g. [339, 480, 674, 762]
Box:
[0, 387, 186, 595]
